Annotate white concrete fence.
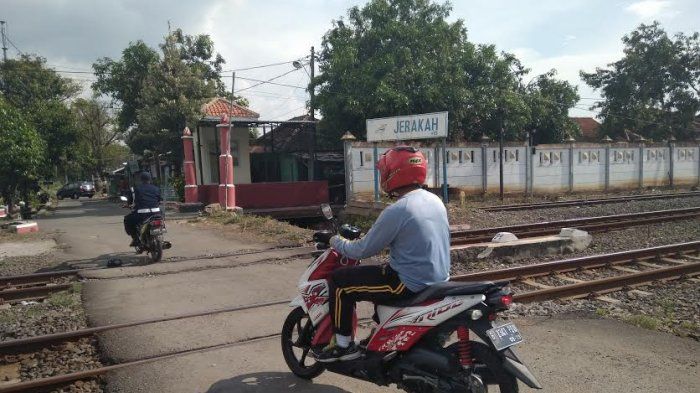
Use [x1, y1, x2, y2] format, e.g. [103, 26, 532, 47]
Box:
[343, 140, 700, 200]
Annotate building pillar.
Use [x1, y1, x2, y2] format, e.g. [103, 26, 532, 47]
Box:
[181, 127, 199, 203]
[217, 115, 236, 209]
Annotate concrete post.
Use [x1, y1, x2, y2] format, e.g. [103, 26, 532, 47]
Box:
[341, 132, 357, 203]
[217, 114, 236, 209]
[602, 135, 612, 192]
[638, 138, 645, 189]
[181, 127, 199, 203]
[696, 138, 700, 187]
[480, 134, 490, 195]
[565, 136, 575, 193]
[668, 136, 675, 188]
[524, 134, 530, 196]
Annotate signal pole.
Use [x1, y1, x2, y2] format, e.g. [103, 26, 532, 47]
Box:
[1, 21, 8, 62]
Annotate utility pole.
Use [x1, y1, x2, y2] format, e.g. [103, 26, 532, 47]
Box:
[1, 21, 8, 62]
[308, 46, 316, 181]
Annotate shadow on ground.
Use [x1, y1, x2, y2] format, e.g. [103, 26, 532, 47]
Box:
[36, 251, 152, 271]
[205, 372, 352, 393]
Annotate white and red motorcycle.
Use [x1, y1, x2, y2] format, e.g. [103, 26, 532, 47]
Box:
[281, 205, 542, 393]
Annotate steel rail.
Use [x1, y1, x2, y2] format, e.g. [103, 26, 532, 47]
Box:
[451, 241, 700, 281]
[0, 316, 376, 393]
[451, 241, 700, 282]
[0, 283, 74, 304]
[0, 299, 290, 355]
[0, 333, 281, 393]
[450, 207, 700, 245]
[481, 191, 700, 211]
[0, 270, 80, 288]
[512, 261, 700, 303]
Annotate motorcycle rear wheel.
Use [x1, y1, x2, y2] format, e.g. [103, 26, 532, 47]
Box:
[281, 307, 325, 379]
[447, 341, 519, 393]
[149, 238, 163, 263]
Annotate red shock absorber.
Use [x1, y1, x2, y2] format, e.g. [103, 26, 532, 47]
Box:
[456, 326, 472, 367]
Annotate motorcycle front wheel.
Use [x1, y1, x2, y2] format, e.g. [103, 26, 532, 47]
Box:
[281, 307, 325, 379]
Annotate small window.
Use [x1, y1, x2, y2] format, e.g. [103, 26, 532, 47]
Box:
[458, 150, 463, 164]
[359, 151, 364, 167]
[493, 150, 497, 162]
[446, 150, 450, 164]
[515, 149, 519, 161]
[470, 150, 475, 163]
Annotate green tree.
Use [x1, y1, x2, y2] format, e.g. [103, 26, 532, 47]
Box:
[93, 29, 231, 167]
[0, 55, 80, 175]
[72, 97, 128, 178]
[524, 70, 581, 144]
[581, 22, 700, 141]
[134, 28, 227, 165]
[93, 41, 159, 132]
[0, 98, 46, 213]
[313, 0, 578, 145]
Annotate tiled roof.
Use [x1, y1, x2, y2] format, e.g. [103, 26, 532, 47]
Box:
[201, 98, 259, 119]
[571, 117, 601, 142]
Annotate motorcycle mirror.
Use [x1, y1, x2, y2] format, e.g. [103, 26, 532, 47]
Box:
[119, 196, 128, 202]
[320, 204, 333, 220]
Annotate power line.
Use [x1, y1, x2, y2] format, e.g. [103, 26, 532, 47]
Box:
[236, 74, 306, 91]
[267, 104, 307, 120]
[221, 57, 307, 73]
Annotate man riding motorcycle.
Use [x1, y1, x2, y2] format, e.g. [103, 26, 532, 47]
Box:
[123, 172, 162, 247]
[315, 146, 451, 362]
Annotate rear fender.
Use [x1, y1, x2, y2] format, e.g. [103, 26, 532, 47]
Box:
[468, 319, 543, 389]
[501, 347, 543, 389]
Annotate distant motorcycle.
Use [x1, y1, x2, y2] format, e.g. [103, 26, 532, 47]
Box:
[120, 196, 171, 262]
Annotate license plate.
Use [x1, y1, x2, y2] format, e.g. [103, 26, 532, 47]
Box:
[486, 322, 523, 351]
[150, 229, 165, 235]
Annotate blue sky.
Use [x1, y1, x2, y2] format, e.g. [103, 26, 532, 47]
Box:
[3, 0, 699, 121]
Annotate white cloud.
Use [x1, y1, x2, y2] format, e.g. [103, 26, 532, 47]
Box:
[625, 0, 672, 18]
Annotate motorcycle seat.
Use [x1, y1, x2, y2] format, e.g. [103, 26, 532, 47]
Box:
[379, 281, 500, 307]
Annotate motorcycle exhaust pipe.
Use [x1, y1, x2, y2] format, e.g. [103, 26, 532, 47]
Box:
[400, 347, 459, 374]
[162, 241, 172, 250]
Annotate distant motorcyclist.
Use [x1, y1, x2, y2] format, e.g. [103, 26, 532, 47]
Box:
[123, 172, 162, 247]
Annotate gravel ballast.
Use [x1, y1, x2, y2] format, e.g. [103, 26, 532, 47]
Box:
[0, 284, 104, 392]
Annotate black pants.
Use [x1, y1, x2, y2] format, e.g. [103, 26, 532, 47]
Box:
[328, 264, 414, 336]
[123, 212, 156, 242]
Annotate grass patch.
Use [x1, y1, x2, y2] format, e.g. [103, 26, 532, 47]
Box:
[341, 214, 377, 232]
[623, 314, 662, 330]
[595, 308, 610, 317]
[206, 211, 311, 246]
[47, 283, 82, 308]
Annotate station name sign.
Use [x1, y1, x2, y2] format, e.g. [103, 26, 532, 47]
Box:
[366, 111, 448, 142]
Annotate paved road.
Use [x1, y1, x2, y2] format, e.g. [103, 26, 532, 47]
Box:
[46, 198, 700, 392]
[38, 198, 269, 269]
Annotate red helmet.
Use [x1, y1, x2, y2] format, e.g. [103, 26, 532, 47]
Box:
[376, 146, 427, 194]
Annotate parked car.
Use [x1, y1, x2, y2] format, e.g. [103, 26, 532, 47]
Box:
[57, 181, 95, 200]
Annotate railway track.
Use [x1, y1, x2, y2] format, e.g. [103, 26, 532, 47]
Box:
[4, 205, 698, 304]
[481, 191, 700, 212]
[451, 207, 700, 246]
[452, 241, 700, 303]
[3, 206, 698, 303]
[0, 246, 315, 304]
[2, 242, 698, 392]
